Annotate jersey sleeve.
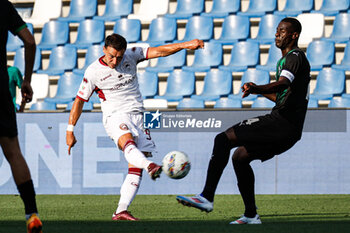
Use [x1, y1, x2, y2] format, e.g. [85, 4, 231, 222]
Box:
[128, 46, 149, 63]
[7, 1, 27, 35]
[280, 51, 302, 83]
[76, 70, 96, 102]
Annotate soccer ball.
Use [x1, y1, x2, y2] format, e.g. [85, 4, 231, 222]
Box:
[162, 151, 191, 179]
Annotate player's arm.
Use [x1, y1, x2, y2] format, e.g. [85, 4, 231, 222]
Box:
[242, 77, 290, 100]
[66, 98, 85, 155]
[146, 39, 204, 59]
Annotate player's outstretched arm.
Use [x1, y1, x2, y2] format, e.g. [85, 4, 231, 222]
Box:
[66, 98, 85, 155]
[147, 39, 204, 59]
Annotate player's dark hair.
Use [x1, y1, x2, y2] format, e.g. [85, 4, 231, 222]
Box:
[104, 34, 127, 51]
[281, 17, 302, 34]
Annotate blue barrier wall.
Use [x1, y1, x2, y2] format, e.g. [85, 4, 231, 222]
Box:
[0, 110, 349, 195]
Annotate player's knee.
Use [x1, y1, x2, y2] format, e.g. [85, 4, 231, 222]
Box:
[121, 139, 136, 152]
[232, 147, 250, 163]
[128, 167, 143, 177]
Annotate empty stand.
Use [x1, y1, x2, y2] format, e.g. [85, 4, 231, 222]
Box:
[179, 16, 213, 42]
[332, 41, 350, 70]
[256, 43, 282, 71]
[249, 14, 284, 44]
[58, 0, 97, 22]
[25, 0, 62, 26]
[214, 98, 242, 108]
[146, 17, 177, 46]
[73, 44, 104, 75]
[307, 40, 335, 71]
[38, 21, 69, 50]
[322, 13, 350, 43]
[238, 0, 277, 17]
[312, 0, 350, 16]
[93, 0, 133, 21]
[7, 23, 33, 52]
[177, 98, 205, 110]
[69, 19, 105, 49]
[146, 49, 186, 73]
[201, 0, 241, 18]
[13, 47, 42, 75]
[251, 97, 275, 108]
[328, 97, 350, 108]
[166, 0, 204, 19]
[311, 68, 345, 100]
[128, 0, 169, 22]
[137, 71, 159, 98]
[275, 0, 314, 16]
[297, 13, 325, 45]
[66, 101, 93, 110]
[214, 15, 250, 45]
[113, 19, 141, 43]
[30, 101, 57, 111]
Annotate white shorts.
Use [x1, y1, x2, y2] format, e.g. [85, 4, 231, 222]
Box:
[103, 113, 156, 153]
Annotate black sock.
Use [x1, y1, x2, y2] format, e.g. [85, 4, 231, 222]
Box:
[201, 132, 232, 202]
[233, 161, 257, 218]
[17, 180, 38, 215]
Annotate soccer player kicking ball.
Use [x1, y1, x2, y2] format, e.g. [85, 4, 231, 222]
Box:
[66, 34, 204, 221]
[177, 18, 310, 224]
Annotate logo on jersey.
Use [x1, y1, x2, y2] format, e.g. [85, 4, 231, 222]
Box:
[144, 110, 162, 129]
[119, 123, 129, 131]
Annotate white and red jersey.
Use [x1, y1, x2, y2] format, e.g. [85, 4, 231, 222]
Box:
[76, 47, 149, 117]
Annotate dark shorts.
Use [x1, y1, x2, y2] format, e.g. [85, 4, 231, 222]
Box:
[0, 89, 18, 138]
[232, 111, 301, 161]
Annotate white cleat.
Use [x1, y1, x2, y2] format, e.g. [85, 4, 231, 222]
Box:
[229, 214, 262, 224]
[176, 195, 213, 213]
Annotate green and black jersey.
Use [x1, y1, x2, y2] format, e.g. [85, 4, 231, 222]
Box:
[272, 48, 310, 131]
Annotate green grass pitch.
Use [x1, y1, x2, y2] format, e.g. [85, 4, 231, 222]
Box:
[1, 194, 349, 233]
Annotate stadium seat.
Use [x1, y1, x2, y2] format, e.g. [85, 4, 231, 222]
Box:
[69, 19, 105, 49]
[251, 97, 275, 108]
[166, 0, 204, 19]
[256, 43, 282, 71]
[306, 40, 335, 71]
[332, 41, 350, 70]
[73, 44, 104, 75]
[214, 98, 242, 108]
[248, 14, 284, 44]
[191, 70, 232, 101]
[37, 46, 77, 76]
[25, 0, 62, 26]
[58, 0, 97, 22]
[137, 71, 159, 98]
[146, 49, 186, 73]
[38, 21, 69, 50]
[66, 101, 93, 111]
[238, 0, 277, 17]
[274, 0, 314, 16]
[328, 97, 350, 108]
[128, 0, 169, 22]
[13, 47, 42, 75]
[93, 0, 133, 21]
[201, 0, 241, 18]
[177, 98, 205, 110]
[155, 70, 195, 101]
[179, 16, 213, 42]
[322, 13, 350, 43]
[229, 69, 270, 100]
[183, 41, 222, 72]
[113, 19, 141, 43]
[311, 68, 345, 100]
[312, 0, 350, 16]
[6, 23, 33, 52]
[219, 41, 259, 72]
[45, 73, 83, 104]
[214, 15, 250, 45]
[30, 101, 57, 111]
[297, 13, 324, 45]
[307, 98, 318, 108]
[145, 17, 177, 46]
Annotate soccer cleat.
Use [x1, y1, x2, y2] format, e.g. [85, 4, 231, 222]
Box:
[147, 163, 162, 180]
[26, 213, 43, 233]
[176, 195, 213, 213]
[112, 210, 139, 221]
[229, 214, 262, 224]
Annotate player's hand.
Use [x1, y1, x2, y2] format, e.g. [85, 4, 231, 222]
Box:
[21, 80, 33, 103]
[241, 82, 257, 98]
[186, 39, 204, 50]
[66, 131, 77, 155]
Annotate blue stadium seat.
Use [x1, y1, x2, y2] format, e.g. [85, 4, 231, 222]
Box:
[201, 0, 241, 18]
[332, 41, 350, 70]
[274, 0, 314, 16]
[307, 40, 335, 71]
[37, 46, 77, 76]
[38, 21, 69, 50]
[89, 93, 100, 104]
[219, 41, 259, 72]
[137, 71, 159, 98]
[73, 44, 104, 75]
[256, 43, 282, 71]
[251, 97, 275, 108]
[146, 49, 186, 73]
[179, 16, 213, 42]
[249, 14, 284, 44]
[145, 17, 177, 46]
[322, 13, 350, 43]
[192, 70, 232, 101]
[66, 101, 93, 111]
[6, 23, 33, 52]
[238, 0, 277, 17]
[177, 98, 205, 110]
[13, 47, 42, 75]
[113, 18, 141, 43]
[69, 19, 105, 49]
[30, 101, 57, 111]
[155, 70, 195, 101]
[328, 97, 350, 108]
[58, 0, 97, 22]
[45, 73, 83, 104]
[214, 15, 250, 45]
[311, 68, 345, 100]
[214, 98, 242, 108]
[312, 0, 350, 16]
[93, 0, 133, 21]
[308, 98, 318, 108]
[166, 0, 205, 19]
[183, 42, 222, 72]
[229, 69, 270, 100]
